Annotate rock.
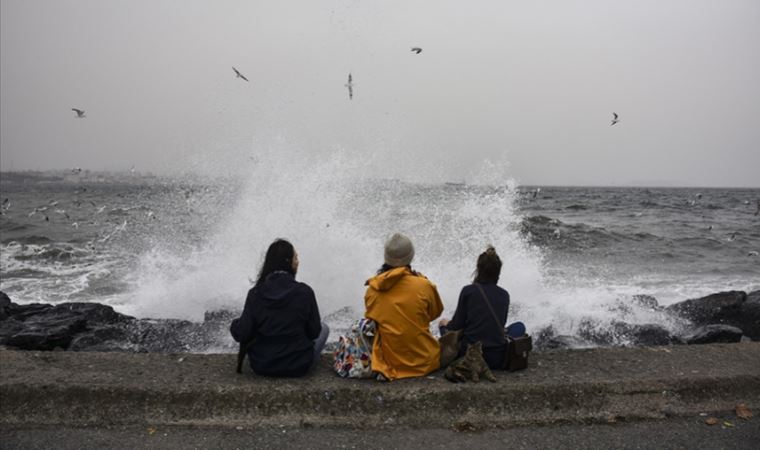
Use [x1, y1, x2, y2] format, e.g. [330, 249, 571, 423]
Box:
[0, 318, 25, 343]
[5, 303, 54, 321]
[48, 302, 125, 325]
[666, 291, 746, 323]
[532, 325, 557, 350]
[0, 293, 238, 352]
[539, 335, 592, 350]
[612, 322, 678, 346]
[685, 324, 744, 345]
[5, 313, 87, 350]
[0, 291, 11, 320]
[577, 319, 677, 347]
[127, 319, 199, 352]
[533, 325, 595, 350]
[0, 296, 137, 351]
[203, 309, 239, 324]
[68, 323, 138, 352]
[742, 290, 760, 341]
[666, 290, 759, 340]
[577, 319, 615, 345]
[631, 295, 660, 310]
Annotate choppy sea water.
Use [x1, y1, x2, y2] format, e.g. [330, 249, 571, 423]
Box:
[1, 168, 758, 348]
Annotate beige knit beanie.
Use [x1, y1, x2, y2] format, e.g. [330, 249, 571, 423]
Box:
[384, 233, 415, 267]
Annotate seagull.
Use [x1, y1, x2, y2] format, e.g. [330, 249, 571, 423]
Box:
[232, 67, 249, 82]
[411, 47, 422, 54]
[71, 167, 82, 174]
[28, 206, 47, 217]
[345, 73, 354, 100]
[610, 112, 619, 126]
[71, 108, 86, 118]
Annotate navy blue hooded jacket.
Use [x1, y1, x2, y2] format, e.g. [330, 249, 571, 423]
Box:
[230, 271, 322, 377]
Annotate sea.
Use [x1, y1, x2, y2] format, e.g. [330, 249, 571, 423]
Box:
[1, 166, 758, 349]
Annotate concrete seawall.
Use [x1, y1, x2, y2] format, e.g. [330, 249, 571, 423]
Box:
[2, 343, 759, 429]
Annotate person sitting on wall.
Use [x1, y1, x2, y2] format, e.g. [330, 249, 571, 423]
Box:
[364, 233, 444, 381]
[439, 246, 525, 370]
[231, 239, 329, 377]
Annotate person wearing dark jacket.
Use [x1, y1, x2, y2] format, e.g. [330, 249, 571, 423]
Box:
[230, 239, 329, 377]
[439, 246, 525, 370]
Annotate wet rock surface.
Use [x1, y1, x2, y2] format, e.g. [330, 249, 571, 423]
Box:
[685, 324, 744, 345]
[666, 290, 760, 341]
[0, 292, 238, 353]
[577, 319, 679, 347]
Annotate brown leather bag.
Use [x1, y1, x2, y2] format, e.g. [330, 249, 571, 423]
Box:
[506, 335, 532, 371]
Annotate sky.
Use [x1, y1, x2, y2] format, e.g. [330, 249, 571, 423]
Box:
[1, 0, 759, 187]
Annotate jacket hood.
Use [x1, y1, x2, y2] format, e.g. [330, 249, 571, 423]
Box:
[258, 271, 298, 306]
[366, 266, 411, 291]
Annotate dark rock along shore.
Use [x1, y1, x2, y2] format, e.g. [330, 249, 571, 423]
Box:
[1, 289, 758, 353]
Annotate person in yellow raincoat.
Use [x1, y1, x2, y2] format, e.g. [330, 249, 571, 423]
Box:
[364, 233, 444, 380]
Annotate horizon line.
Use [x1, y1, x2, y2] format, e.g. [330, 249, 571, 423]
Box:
[0, 170, 758, 190]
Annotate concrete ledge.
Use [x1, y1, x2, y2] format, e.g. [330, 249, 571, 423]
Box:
[2, 343, 759, 428]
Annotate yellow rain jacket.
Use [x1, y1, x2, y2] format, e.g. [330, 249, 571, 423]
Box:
[364, 266, 444, 380]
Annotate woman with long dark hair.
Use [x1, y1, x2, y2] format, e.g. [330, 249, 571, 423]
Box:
[230, 239, 329, 377]
[439, 246, 525, 370]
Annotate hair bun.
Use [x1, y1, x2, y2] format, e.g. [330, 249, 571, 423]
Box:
[485, 246, 496, 254]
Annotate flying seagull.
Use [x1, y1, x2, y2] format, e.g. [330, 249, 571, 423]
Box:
[411, 47, 422, 54]
[610, 112, 619, 126]
[345, 73, 354, 100]
[71, 108, 85, 118]
[232, 67, 249, 82]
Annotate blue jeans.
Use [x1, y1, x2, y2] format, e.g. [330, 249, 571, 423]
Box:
[506, 321, 526, 338]
[312, 322, 330, 365]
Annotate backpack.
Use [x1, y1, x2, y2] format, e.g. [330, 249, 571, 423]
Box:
[333, 318, 375, 378]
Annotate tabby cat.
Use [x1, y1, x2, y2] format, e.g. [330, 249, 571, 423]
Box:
[444, 341, 496, 383]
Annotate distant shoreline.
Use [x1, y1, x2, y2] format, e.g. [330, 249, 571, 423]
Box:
[1, 170, 758, 190]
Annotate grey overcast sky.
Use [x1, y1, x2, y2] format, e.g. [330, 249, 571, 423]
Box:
[1, 0, 759, 187]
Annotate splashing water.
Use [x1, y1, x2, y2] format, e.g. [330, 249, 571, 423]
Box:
[124, 142, 544, 322]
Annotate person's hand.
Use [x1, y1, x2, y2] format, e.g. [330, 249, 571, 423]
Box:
[439, 318, 450, 327]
